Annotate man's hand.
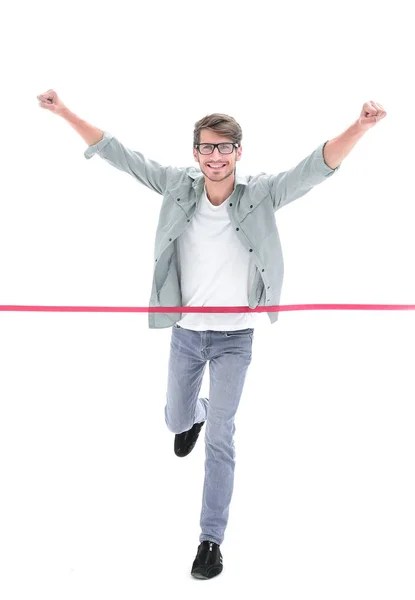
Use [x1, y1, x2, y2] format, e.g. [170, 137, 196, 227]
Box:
[37, 89, 67, 116]
[323, 100, 388, 169]
[357, 100, 387, 131]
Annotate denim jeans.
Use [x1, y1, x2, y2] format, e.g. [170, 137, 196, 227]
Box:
[164, 323, 254, 545]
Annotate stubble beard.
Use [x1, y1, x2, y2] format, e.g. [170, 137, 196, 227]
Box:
[202, 164, 235, 183]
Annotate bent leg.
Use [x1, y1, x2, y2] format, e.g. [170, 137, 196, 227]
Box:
[164, 326, 209, 434]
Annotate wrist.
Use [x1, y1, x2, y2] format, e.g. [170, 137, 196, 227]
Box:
[351, 118, 370, 136]
[57, 106, 71, 119]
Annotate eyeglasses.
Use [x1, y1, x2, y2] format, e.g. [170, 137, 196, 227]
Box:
[195, 142, 239, 155]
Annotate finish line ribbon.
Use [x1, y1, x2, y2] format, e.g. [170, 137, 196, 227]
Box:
[1, 304, 415, 313]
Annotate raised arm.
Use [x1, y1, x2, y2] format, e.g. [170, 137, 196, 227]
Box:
[37, 89, 171, 195]
[268, 140, 340, 211]
[268, 100, 387, 212]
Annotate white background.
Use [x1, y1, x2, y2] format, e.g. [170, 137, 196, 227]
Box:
[0, 0, 414, 598]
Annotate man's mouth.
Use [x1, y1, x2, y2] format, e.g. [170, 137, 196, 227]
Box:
[207, 163, 226, 170]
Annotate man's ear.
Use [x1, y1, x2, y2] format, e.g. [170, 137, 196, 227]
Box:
[193, 148, 199, 162]
[236, 145, 242, 161]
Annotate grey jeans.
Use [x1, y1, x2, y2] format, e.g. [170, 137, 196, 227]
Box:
[164, 323, 254, 545]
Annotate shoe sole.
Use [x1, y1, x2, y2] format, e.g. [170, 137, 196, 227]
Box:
[191, 572, 209, 579]
[191, 566, 223, 579]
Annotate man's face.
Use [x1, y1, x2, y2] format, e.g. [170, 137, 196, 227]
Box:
[193, 129, 242, 183]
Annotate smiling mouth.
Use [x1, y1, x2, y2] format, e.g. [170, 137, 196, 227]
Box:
[207, 163, 226, 170]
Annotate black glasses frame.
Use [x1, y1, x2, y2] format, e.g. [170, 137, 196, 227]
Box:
[194, 142, 239, 155]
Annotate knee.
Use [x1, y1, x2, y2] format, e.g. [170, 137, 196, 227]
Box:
[164, 406, 193, 434]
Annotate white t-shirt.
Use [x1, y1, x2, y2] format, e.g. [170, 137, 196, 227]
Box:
[176, 185, 261, 331]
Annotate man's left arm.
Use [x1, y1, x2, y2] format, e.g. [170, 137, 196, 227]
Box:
[269, 100, 387, 211]
[323, 100, 387, 169]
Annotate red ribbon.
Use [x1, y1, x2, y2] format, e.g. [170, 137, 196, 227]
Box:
[1, 304, 415, 313]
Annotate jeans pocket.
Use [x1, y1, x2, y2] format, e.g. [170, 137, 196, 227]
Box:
[223, 328, 253, 337]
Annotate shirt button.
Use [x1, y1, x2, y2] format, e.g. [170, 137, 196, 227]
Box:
[187, 219, 190, 222]
[169, 238, 172, 241]
[236, 228, 239, 231]
[177, 198, 181, 201]
[262, 269, 265, 272]
[249, 249, 253, 252]
[250, 204, 253, 208]
[229, 203, 233, 206]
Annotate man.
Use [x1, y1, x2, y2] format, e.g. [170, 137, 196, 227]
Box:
[37, 90, 387, 579]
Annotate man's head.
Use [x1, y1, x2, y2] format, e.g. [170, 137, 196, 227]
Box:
[193, 113, 243, 183]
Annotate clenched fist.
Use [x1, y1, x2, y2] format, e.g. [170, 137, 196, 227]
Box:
[36, 89, 67, 115]
[358, 101, 387, 131]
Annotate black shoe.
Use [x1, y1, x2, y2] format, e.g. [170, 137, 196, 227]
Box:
[191, 541, 223, 579]
[174, 421, 205, 457]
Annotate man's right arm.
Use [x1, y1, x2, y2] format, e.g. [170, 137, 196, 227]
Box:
[59, 107, 105, 146]
[59, 107, 171, 195]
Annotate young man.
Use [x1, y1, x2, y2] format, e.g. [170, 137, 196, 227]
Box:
[37, 91, 386, 579]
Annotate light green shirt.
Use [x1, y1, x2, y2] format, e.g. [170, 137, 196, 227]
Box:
[85, 132, 340, 329]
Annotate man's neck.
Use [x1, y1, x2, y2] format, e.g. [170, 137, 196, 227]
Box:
[204, 173, 235, 206]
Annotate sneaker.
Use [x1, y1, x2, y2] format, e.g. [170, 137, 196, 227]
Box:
[191, 541, 223, 579]
[174, 421, 205, 457]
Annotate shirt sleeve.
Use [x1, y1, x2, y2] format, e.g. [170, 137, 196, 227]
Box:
[267, 141, 341, 211]
[84, 131, 171, 195]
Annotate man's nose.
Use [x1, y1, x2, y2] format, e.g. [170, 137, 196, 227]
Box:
[211, 147, 223, 159]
